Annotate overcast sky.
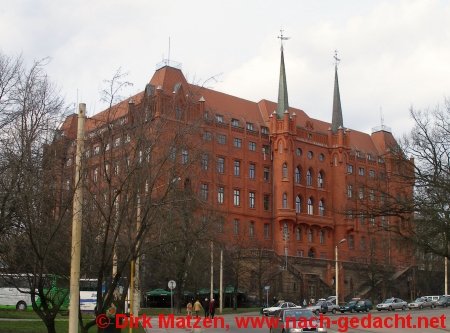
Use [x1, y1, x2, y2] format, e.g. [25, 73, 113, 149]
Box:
[1, 0, 449, 137]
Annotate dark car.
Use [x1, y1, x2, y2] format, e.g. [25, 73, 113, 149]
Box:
[270, 308, 327, 333]
[354, 299, 373, 312]
[339, 300, 358, 313]
[436, 296, 450, 307]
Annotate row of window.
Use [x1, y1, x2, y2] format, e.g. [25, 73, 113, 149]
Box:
[282, 224, 327, 244]
[213, 115, 269, 134]
[204, 156, 271, 180]
[291, 165, 325, 188]
[347, 164, 384, 179]
[200, 185, 271, 210]
[203, 131, 269, 152]
[347, 185, 386, 201]
[294, 148, 325, 162]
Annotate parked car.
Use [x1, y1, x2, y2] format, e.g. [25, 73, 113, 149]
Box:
[339, 300, 358, 313]
[308, 300, 337, 315]
[408, 297, 434, 309]
[354, 299, 373, 312]
[436, 295, 450, 307]
[376, 298, 407, 311]
[263, 301, 298, 316]
[270, 308, 327, 333]
[424, 295, 440, 306]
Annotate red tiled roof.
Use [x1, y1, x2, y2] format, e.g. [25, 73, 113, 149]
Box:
[70, 65, 393, 156]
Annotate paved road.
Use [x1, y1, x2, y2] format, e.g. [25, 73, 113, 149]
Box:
[139, 308, 450, 333]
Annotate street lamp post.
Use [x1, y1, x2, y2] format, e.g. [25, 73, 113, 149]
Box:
[335, 238, 347, 306]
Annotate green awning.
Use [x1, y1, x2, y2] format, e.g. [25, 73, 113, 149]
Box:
[146, 288, 172, 296]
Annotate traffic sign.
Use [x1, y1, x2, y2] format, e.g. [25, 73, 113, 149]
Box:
[168, 280, 176, 290]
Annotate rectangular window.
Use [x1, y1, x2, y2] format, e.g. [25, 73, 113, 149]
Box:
[233, 189, 240, 206]
[233, 138, 242, 148]
[201, 154, 208, 170]
[347, 185, 353, 198]
[234, 160, 240, 176]
[347, 164, 353, 174]
[264, 223, 270, 239]
[203, 131, 212, 141]
[201, 183, 208, 201]
[249, 222, 255, 238]
[217, 186, 224, 204]
[231, 118, 239, 127]
[369, 189, 375, 201]
[261, 126, 269, 135]
[216, 114, 224, 123]
[181, 149, 188, 164]
[249, 163, 256, 179]
[217, 157, 225, 174]
[359, 187, 364, 199]
[94, 145, 100, 155]
[263, 167, 270, 181]
[263, 194, 270, 210]
[217, 134, 226, 144]
[246, 122, 254, 131]
[233, 219, 240, 235]
[249, 192, 255, 209]
[358, 167, 365, 176]
[369, 169, 375, 178]
[248, 141, 256, 151]
[114, 137, 121, 147]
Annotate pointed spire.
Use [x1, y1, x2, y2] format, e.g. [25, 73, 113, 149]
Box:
[276, 30, 289, 119]
[331, 50, 344, 133]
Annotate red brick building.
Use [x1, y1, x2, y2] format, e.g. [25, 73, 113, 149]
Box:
[60, 48, 414, 302]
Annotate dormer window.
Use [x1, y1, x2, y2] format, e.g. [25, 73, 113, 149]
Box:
[246, 122, 254, 131]
[231, 118, 239, 127]
[261, 126, 269, 135]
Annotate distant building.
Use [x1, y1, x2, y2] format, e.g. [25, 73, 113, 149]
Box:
[59, 46, 414, 302]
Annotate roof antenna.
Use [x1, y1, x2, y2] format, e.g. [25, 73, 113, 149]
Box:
[380, 106, 384, 127]
[168, 37, 171, 66]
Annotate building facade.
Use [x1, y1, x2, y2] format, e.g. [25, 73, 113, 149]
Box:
[59, 48, 414, 303]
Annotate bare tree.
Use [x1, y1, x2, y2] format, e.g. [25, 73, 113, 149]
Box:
[0, 52, 70, 333]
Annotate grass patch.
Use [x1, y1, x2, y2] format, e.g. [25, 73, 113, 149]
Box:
[0, 319, 146, 333]
[140, 307, 261, 316]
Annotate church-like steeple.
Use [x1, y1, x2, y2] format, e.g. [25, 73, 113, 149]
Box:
[331, 51, 344, 133]
[276, 32, 289, 119]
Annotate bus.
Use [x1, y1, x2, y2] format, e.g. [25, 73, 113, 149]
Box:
[0, 274, 32, 310]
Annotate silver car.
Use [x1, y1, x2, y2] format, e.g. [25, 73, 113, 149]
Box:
[408, 297, 434, 309]
[376, 298, 407, 311]
[263, 301, 298, 316]
[270, 308, 327, 333]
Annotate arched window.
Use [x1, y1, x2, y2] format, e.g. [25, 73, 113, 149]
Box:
[319, 199, 325, 216]
[282, 192, 288, 208]
[295, 167, 301, 184]
[307, 197, 314, 215]
[317, 171, 324, 188]
[306, 169, 313, 186]
[319, 230, 325, 244]
[295, 196, 302, 213]
[282, 163, 288, 178]
[296, 227, 301, 241]
[307, 229, 313, 242]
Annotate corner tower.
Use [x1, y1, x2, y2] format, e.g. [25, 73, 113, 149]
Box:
[270, 31, 297, 256]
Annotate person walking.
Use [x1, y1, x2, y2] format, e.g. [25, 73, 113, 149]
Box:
[209, 298, 216, 319]
[193, 299, 203, 318]
[186, 300, 193, 316]
[204, 298, 210, 318]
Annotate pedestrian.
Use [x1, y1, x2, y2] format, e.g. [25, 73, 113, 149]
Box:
[209, 298, 216, 318]
[186, 300, 193, 316]
[204, 298, 210, 318]
[193, 299, 203, 318]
